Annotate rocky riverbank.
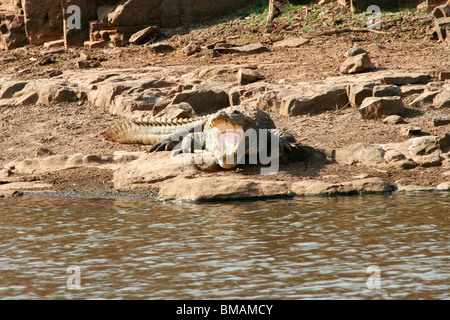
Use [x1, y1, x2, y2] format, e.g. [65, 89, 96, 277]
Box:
[0, 2, 449, 201]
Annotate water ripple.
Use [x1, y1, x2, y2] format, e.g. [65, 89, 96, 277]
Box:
[0, 193, 448, 299]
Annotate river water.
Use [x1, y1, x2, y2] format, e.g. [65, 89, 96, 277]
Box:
[0, 193, 448, 300]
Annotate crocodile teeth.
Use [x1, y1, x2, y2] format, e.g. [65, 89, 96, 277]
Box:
[212, 125, 244, 156]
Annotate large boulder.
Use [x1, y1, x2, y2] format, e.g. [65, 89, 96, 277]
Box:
[113, 151, 199, 190]
[108, 0, 261, 32]
[335, 143, 385, 165]
[281, 84, 348, 116]
[359, 96, 405, 119]
[433, 90, 450, 108]
[159, 176, 293, 201]
[346, 82, 376, 107]
[37, 81, 78, 105]
[171, 80, 231, 113]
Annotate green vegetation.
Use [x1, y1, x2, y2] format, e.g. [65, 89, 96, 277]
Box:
[184, 1, 433, 44]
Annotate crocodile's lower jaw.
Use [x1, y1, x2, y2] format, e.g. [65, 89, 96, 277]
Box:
[217, 156, 238, 169]
[211, 122, 244, 169]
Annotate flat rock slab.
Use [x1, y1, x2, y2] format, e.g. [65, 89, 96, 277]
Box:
[158, 176, 293, 201]
[0, 182, 53, 193]
[273, 37, 309, 48]
[113, 152, 199, 190]
[129, 26, 160, 45]
[291, 178, 392, 196]
[214, 43, 270, 54]
[381, 73, 431, 85]
[13, 153, 112, 175]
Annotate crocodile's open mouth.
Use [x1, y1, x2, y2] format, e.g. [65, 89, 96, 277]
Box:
[211, 119, 245, 169]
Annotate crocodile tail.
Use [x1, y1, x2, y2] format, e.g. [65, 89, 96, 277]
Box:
[104, 119, 139, 144]
[103, 119, 164, 145]
[103, 116, 208, 145]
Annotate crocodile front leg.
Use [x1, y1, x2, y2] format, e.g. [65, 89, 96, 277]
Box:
[180, 132, 205, 153]
[269, 128, 296, 153]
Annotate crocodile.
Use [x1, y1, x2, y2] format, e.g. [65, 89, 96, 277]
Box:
[103, 105, 297, 169]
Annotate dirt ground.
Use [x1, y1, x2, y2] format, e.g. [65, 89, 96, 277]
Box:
[0, 2, 449, 197]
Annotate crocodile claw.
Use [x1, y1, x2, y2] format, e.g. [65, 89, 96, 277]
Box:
[146, 140, 176, 153]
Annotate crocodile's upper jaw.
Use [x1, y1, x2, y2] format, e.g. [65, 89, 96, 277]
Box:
[208, 118, 246, 169]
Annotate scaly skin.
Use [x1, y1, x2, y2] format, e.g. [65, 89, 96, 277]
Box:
[103, 105, 296, 168]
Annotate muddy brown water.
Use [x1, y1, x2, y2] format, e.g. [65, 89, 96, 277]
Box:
[0, 193, 448, 299]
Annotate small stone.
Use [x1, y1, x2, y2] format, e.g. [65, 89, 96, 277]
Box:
[35, 147, 54, 158]
[50, 70, 63, 77]
[12, 191, 24, 197]
[147, 42, 175, 54]
[400, 126, 422, 137]
[129, 26, 160, 45]
[110, 34, 128, 47]
[46, 69, 63, 78]
[237, 68, 264, 86]
[0, 169, 11, 180]
[346, 43, 366, 57]
[383, 150, 406, 162]
[15, 91, 39, 106]
[393, 159, 418, 169]
[0, 81, 28, 99]
[43, 39, 65, 49]
[184, 41, 201, 56]
[426, 81, 444, 91]
[394, 178, 414, 186]
[367, 43, 386, 52]
[433, 91, 450, 108]
[382, 115, 405, 124]
[38, 57, 53, 66]
[156, 102, 195, 119]
[84, 40, 107, 50]
[415, 154, 442, 167]
[340, 53, 374, 74]
[438, 133, 450, 150]
[439, 71, 450, 81]
[76, 59, 91, 69]
[436, 181, 450, 191]
[409, 91, 440, 107]
[431, 118, 450, 127]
